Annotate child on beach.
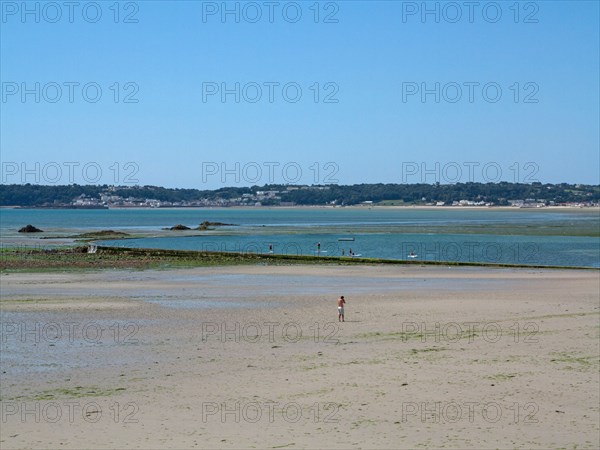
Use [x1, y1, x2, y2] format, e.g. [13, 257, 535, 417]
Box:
[337, 295, 346, 322]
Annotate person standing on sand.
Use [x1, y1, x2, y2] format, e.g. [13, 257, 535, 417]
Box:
[337, 295, 346, 322]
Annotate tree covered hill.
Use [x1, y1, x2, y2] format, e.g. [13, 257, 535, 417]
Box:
[0, 182, 598, 207]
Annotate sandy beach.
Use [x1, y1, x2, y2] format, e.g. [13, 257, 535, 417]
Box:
[1, 265, 598, 449]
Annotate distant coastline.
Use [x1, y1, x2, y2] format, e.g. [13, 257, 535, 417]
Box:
[1, 182, 598, 209]
[2, 204, 598, 211]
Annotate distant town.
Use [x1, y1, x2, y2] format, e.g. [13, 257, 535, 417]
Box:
[1, 182, 598, 208]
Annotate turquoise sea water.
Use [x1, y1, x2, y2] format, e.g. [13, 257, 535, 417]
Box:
[98, 232, 598, 267]
[1, 208, 599, 267]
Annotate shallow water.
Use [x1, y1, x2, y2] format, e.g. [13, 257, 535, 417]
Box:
[99, 233, 600, 268]
[2, 208, 599, 267]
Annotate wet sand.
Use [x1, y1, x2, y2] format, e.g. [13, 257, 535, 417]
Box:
[1, 265, 599, 449]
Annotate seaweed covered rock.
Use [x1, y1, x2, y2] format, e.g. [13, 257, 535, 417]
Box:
[18, 224, 43, 233]
[169, 224, 191, 231]
[196, 221, 235, 230]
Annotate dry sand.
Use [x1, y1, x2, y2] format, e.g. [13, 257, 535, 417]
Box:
[1, 265, 598, 449]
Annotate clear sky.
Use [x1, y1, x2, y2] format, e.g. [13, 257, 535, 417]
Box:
[1, 0, 599, 189]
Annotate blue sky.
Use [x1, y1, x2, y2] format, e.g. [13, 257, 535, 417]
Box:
[1, 0, 599, 189]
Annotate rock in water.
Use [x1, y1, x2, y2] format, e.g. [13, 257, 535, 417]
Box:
[196, 221, 236, 230]
[18, 224, 43, 233]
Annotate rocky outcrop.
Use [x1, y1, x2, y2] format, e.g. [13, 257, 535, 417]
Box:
[196, 221, 235, 230]
[18, 224, 43, 233]
[77, 230, 130, 238]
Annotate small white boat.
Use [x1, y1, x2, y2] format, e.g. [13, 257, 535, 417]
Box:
[408, 254, 418, 259]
